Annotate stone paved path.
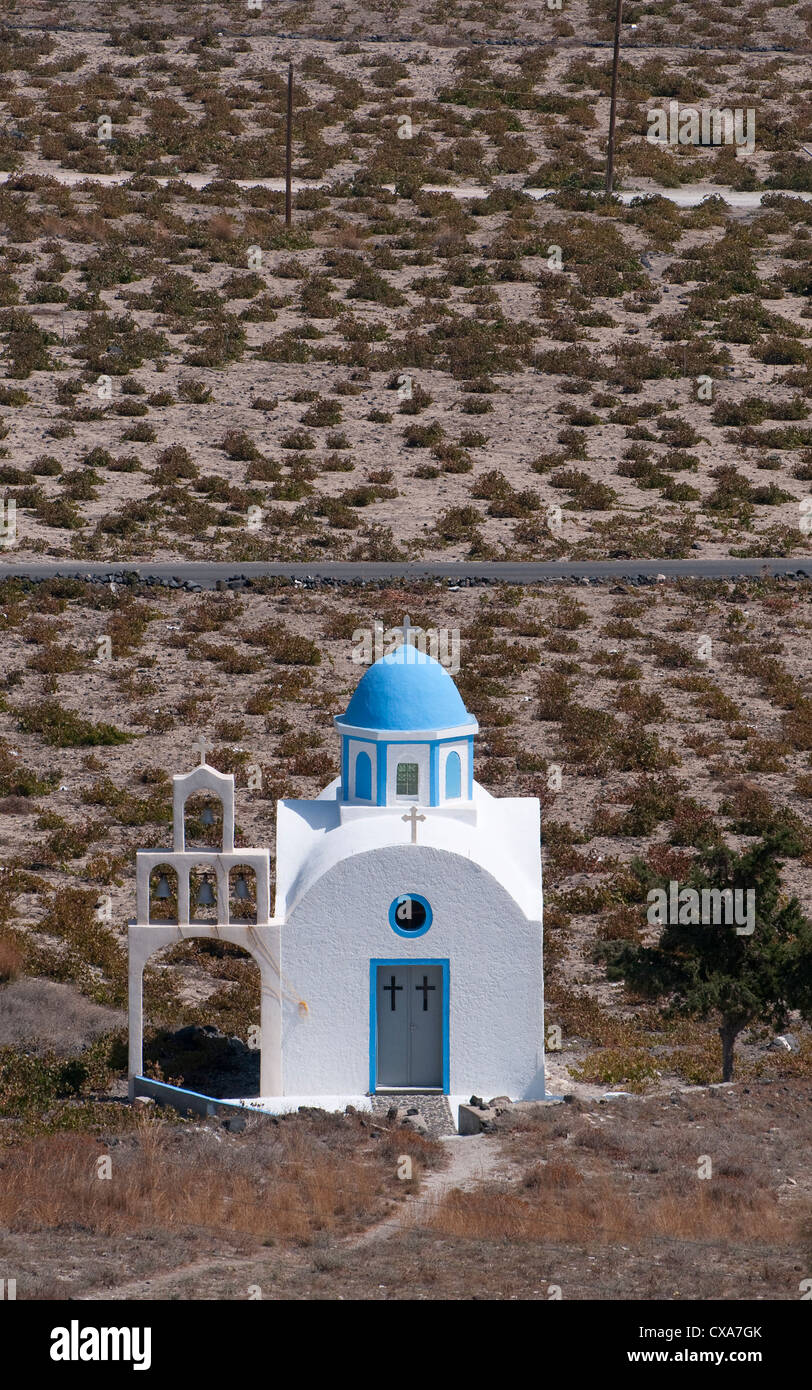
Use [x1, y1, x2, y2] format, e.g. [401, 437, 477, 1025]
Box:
[370, 1093, 456, 1138]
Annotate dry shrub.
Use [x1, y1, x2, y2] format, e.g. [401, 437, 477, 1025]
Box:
[523, 1157, 582, 1190]
[208, 213, 237, 241]
[598, 905, 644, 942]
[332, 224, 366, 251]
[0, 934, 23, 983]
[545, 986, 638, 1048]
[537, 669, 572, 720]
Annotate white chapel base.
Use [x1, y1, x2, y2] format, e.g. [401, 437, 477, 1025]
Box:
[222, 1094, 373, 1116]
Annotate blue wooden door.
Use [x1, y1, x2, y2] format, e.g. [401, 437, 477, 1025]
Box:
[375, 964, 443, 1088]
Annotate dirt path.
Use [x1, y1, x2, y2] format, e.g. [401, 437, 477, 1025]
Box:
[1, 165, 808, 208]
[78, 1134, 507, 1300]
[347, 1133, 510, 1249]
[77, 1251, 271, 1302]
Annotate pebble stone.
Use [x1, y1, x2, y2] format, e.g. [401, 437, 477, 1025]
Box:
[370, 1092, 456, 1138]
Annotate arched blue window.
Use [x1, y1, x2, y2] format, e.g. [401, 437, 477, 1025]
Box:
[445, 750, 462, 799]
[355, 750, 372, 800]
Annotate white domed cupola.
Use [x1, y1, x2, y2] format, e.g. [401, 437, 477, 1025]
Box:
[335, 640, 478, 811]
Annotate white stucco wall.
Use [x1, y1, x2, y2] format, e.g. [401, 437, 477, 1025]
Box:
[276, 780, 542, 922]
[280, 843, 545, 1101]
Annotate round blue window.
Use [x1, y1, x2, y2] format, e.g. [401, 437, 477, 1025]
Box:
[389, 893, 432, 938]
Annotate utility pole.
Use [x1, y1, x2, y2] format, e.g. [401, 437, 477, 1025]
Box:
[285, 61, 294, 227]
[605, 0, 624, 197]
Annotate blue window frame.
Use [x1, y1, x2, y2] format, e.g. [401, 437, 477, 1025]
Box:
[369, 958, 450, 1094]
[389, 893, 432, 937]
[445, 750, 462, 799]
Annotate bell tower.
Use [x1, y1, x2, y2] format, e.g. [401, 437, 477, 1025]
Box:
[128, 750, 280, 1101]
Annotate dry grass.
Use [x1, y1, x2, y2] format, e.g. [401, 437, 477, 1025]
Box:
[428, 1169, 792, 1245]
[442, 1082, 811, 1252]
[1, 1080, 807, 1300]
[0, 935, 23, 983]
[0, 1109, 442, 1245]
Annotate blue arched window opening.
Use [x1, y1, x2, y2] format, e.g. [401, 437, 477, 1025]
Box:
[355, 751, 372, 800]
[445, 751, 462, 799]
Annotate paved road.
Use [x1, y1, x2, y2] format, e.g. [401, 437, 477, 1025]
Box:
[1, 558, 809, 588]
[3, 20, 808, 57]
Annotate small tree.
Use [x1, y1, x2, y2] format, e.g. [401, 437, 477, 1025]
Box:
[604, 831, 812, 1081]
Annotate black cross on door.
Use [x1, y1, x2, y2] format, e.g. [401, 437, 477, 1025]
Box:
[415, 974, 436, 1011]
[383, 975, 403, 1011]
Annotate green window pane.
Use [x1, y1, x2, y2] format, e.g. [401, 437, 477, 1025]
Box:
[396, 762, 418, 796]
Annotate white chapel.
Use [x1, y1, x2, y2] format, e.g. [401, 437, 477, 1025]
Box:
[129, 637, 547, 1109]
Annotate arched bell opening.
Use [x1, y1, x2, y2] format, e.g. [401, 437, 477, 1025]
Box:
[148, 864, 179, 923]
[189, 863, 219, 924]
[228, 864, 257, 924]
[183, 791, 224, 853]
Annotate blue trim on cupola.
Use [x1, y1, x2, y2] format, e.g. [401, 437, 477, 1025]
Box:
[355, 749, 372, 800]
[376, 741, 388, 806]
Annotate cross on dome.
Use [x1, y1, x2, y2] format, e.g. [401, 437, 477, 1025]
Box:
[402, 805, 426, 843]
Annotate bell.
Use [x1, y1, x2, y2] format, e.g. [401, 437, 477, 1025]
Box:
[196, 878, 215, 907]
[234, 874, 249, 900]
[201, 805, 215, 827]
[154, 874, 171, 900]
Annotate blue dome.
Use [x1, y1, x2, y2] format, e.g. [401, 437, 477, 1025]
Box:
[341, 645, 475, 731]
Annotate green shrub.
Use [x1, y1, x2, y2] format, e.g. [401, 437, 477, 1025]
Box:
[570, 1048, 660, 1092]
[0, 1048, 91, 1116]
[220, 430, 260, 460]
[17, 700, 132, 748]
[348, 269, 406, 307]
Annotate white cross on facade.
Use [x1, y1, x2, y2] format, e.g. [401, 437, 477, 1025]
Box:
[402, 805, 426, 844]
[193, 735, 213, 765]
[401, 615, 413, 647]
